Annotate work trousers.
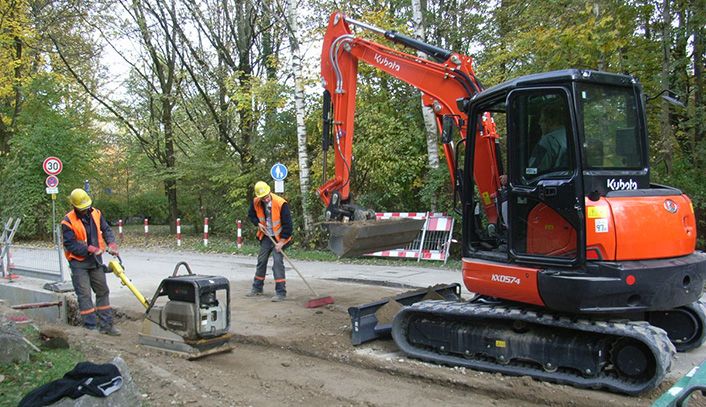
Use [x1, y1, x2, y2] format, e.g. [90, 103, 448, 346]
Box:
[251, 237, 286, 296]
[70, 266, 113, 329]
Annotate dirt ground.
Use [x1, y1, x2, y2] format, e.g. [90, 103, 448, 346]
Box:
[27, 278, 693, 407]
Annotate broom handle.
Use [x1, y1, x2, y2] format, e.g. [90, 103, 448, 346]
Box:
[266, 234, 319, 297]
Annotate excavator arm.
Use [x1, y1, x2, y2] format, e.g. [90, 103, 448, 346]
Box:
[319, 12, 501, 256]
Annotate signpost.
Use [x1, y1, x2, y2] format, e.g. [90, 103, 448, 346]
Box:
[42, 157, 63, 234]
[42, 157, 63, 176]
[42, 156, 68, 288]
[270, 162, 288, 193]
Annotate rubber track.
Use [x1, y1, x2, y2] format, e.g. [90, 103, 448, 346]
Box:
[392, 300, 675, 395]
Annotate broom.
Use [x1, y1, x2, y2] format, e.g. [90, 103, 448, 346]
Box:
[266, 235, 335, 308]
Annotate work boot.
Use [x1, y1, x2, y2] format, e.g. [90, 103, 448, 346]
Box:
[246, 290, 263, 298]
[100, 326, 121, 336]
[271, 294, 286, 302]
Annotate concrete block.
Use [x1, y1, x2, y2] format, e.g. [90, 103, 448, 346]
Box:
[0, 277, 68, 323]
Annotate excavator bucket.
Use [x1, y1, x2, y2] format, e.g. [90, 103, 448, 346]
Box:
[325, 218, 426, 257]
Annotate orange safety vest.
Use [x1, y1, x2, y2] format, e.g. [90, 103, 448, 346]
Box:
[61, 209, 106, 262]
[254, 193, 291, 244]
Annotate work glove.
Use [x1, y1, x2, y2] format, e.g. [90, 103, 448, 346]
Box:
[87, 245, 103, 256]
[107, 242, 119, 256]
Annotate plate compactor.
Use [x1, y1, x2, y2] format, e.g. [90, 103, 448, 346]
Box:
[108, 259, 234, 360]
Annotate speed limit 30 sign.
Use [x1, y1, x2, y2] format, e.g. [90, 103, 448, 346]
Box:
[42, 157, 63, 176]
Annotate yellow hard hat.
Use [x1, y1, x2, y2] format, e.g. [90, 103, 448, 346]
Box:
[69, 188, 92, 210]
[254, 181, 271, 198]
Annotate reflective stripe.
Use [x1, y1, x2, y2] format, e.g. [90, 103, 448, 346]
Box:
[80, 308, 96, 315]
[274, 279, 286, 283]
[254, 276, 266, 281]
[96, 305, 111, 311]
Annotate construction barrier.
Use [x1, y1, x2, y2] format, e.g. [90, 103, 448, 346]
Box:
[176, 218, 182, 246]
[203, 217, 209, 246]
[237, 220, 243, 248]
[366, 212, 455, 263]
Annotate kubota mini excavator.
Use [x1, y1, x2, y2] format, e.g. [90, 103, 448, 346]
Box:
[319, 11, 706, 394]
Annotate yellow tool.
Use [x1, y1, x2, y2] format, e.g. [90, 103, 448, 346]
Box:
[108, 259, 149, 309]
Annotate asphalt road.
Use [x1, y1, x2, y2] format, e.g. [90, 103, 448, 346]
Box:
[8, 246, 706, 384]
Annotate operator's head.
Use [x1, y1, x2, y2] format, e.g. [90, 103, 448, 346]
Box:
[69, 188, 92, 213]
[254, 181, 271, 201]
[540, 96, 567, 131]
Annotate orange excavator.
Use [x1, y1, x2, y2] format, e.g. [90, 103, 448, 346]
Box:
[319, 11, 706, 394]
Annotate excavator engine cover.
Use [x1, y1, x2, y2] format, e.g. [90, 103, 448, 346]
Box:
[325, 218, 426, 257]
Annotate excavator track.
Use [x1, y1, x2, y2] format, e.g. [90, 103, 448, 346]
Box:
[392, 300, 675, 395]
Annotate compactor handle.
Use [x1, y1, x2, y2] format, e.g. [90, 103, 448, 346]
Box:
[172, 261, 194, 277]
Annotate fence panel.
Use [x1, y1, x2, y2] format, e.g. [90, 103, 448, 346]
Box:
[366, 212, 454, 263]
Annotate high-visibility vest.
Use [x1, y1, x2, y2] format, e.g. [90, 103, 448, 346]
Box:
[61, 209, 105, 261]
[254, 193, 291, 244]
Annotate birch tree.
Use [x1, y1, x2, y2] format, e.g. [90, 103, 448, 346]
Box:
[411, 0, 439, 210]
[285, 0, 312, 235]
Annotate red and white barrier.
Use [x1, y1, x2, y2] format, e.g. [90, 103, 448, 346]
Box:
[203, 217, 209, 247]
[366, 212, 455, 263]
[118, 219, 123, 241]
[237, 220, 243, 248]
[144, 218, 149, 238]
[176, 218, 182, 246]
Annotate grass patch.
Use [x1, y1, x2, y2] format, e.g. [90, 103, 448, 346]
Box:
[0, 326, 84, 407]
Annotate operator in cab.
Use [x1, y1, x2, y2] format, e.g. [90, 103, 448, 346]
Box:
[528, 99, 570, 175]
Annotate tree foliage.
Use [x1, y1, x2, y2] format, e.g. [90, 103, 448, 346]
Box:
[0, 0, 704, 248]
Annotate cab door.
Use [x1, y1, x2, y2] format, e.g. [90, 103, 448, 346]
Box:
[506, 88, 585, 266]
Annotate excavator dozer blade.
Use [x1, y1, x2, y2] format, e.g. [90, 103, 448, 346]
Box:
[347, 283, 462, 345]
[325, 218, 426, 258]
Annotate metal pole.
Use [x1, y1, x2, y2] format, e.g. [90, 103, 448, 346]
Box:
[56, 225, 66, 282]
[51, 195, 56, 245]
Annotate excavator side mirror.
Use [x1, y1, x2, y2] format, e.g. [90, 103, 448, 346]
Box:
[441, 116, 455, 144]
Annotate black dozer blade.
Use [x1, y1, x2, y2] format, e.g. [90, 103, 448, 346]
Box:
[325, 218, 426, 257]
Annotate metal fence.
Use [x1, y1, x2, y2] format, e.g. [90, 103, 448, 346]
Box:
[365, 212, 455, 263]
[3, 225, 68, 283]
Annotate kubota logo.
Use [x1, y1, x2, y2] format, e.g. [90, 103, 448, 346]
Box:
[491, 274, 521, 285]
[606, 178, 638, 191]
[374, 54, 401, 72]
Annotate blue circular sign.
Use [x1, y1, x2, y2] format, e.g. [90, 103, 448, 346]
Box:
[45, 175, 59, 188]
[270, 163, 288, 181]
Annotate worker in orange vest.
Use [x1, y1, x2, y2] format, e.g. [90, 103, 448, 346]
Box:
[246, 181, 293, 302]
[61, 188, 121, 335]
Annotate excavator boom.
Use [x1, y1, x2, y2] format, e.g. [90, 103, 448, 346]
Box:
[319, 12, 500, 256]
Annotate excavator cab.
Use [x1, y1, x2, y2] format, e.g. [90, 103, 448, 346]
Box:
[464, 70, 649, 266]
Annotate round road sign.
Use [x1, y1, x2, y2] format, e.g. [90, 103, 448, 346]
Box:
[46, 175, 59, 188]
[42, 157, 63, 175]
[270, 163, 288, 181]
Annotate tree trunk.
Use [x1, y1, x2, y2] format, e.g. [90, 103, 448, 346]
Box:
[412, 0, 439, 211]
[236, 0, 254, 167]
[660, 0, 673, 174]
[592, 2, 606, 71]
[693, 0, 705, 168]
[164, 99, 178, 233]
[287, 0, 313, 236]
